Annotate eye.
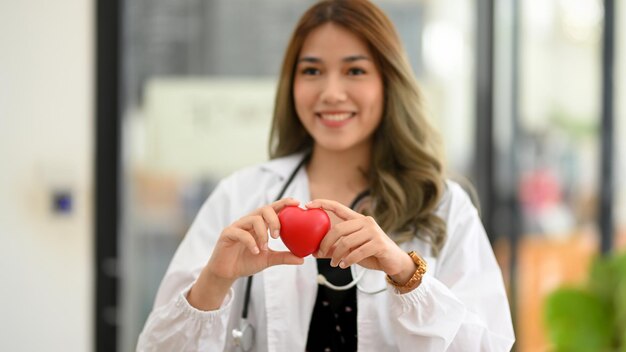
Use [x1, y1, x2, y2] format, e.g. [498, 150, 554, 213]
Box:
[347, 67, 366, 76]
[300, 67, 321, 76]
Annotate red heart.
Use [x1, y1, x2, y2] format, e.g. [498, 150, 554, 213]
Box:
[278, 206, 331, 257]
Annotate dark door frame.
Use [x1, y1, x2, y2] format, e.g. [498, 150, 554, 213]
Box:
[95, 0, 121, 350]
[600, 0, 615, 255]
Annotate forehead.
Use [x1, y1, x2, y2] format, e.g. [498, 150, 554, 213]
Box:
[299, 22, 372, 59]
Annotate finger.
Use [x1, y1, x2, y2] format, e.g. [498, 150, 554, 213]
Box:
[339, 241, 378, 268]
[259, 205, 281, 239]
[270, 197, 300, 213]
[246, 198, 299, 218]
[329, 232, 370, 267]
[250, 215, 269, 251]
[234, 215, 269, 251]
[267, 250, 305, 267]
[223, 227, 261, 255]
[306, 198, 363, 221]
[317, 219, 363, 257]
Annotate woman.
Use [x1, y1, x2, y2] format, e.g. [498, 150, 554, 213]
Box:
[137, 1, 515, 351]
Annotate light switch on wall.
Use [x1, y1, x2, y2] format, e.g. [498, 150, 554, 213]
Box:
[51, 189, 73, 214]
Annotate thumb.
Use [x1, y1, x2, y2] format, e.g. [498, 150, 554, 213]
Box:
[267, 251, 305, 267]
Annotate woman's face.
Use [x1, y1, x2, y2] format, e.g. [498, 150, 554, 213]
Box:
[293, 23, 384, 153]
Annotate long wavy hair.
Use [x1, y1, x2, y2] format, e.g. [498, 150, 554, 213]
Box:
[269, 0, 447, 255]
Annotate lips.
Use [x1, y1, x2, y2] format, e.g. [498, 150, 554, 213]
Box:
[319, 112, 353, 121]
[316, 112, 356, 127]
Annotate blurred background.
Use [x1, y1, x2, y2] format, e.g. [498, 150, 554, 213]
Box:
[0, 0, 624, 351]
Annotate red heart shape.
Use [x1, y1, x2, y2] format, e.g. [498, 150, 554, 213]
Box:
[278, 206, 331, 257]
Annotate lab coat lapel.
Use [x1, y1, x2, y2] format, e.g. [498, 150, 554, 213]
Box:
[355, 267, 395, 351]
[261, 152, 307, 200]
[262, 154, 318, 351]
[262, 255, 318, 351]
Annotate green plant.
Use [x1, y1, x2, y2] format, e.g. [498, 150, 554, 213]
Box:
[544, 251, 626, 352]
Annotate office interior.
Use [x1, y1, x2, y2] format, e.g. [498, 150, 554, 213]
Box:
[0, 0, 624, 351]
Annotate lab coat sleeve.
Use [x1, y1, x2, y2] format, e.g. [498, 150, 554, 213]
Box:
[136, 177, 240, 351]
[388, 182, 515, 351]
[136, 285, 234, 351]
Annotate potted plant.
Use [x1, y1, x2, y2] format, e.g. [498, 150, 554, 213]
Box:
[544, 251, 626, 351]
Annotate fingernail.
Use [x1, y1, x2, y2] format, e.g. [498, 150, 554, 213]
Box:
[273, 229, 280, 238]
[262, 242, 268, 251]
[253, 247, 260, 254]
[339, 261, 347, 269]
[330, 260, 337, 267]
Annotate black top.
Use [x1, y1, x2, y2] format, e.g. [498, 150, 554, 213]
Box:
[306, 259, 358, 352]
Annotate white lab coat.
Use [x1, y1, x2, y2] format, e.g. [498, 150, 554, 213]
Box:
[137, 153, 515, 351]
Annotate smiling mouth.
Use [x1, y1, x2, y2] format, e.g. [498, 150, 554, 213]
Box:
[316, 112, 356, 122]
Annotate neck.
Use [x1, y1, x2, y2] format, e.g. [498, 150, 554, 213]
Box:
[307, 143, 371, 196]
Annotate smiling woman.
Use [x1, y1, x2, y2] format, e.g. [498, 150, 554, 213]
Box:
[136, 1, 515, 351]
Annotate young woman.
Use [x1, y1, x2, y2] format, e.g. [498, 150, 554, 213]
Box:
[137, 1, 515, 351]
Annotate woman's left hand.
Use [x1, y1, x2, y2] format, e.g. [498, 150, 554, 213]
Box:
[306, 199, 416, 281]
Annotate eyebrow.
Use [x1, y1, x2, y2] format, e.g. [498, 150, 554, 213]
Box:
[297, 55, 371, 64]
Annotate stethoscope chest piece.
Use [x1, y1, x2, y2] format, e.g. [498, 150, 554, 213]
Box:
[232, 319, 254, 352]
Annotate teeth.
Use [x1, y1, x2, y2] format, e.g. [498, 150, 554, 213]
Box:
[320, 113, 353, 121]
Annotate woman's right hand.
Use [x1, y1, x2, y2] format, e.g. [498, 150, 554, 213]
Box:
[207, 197, 305, 279]
[188, 198, 304, 310]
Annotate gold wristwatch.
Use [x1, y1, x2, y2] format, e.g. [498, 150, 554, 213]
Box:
[386, 251, 427, 294]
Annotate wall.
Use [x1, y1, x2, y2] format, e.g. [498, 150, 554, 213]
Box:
[0, 1, 93, 351]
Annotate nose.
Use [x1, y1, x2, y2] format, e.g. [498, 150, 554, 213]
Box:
[320, 74, 347, 104]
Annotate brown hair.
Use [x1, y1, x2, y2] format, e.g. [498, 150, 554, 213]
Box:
[269, 0, 447, 255]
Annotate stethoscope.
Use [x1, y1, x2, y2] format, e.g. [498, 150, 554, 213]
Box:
[231, 153, 386, 351]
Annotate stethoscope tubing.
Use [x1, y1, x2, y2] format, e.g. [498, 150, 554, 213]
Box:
[317, 269, 387, 294]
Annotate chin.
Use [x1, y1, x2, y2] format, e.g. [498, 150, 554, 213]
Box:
[315, 140, 358, 153]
